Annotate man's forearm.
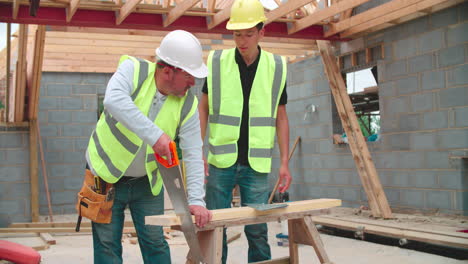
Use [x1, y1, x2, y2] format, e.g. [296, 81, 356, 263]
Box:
[199, 93, 209, 141]
[276, 105, 290, 165]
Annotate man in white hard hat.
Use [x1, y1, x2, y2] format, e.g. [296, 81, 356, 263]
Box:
[199, 0, 291, 263]
[83, 30, 212, 263]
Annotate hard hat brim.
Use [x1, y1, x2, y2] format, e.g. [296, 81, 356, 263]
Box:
[184, 63, 208, 79]
[226, 21, 262, 30]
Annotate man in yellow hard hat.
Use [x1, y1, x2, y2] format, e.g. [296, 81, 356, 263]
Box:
[199, 0, 291, 262]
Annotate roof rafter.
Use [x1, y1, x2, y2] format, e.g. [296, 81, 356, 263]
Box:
[206, 0, 233, 29]
[207, 0, 216, 12]
[163, 0, 201, 27]
[289, 0, 372, 35]
[265, 0, 315, 24]
[12, 0, 20, 18]
[66, 0, 80, 22]
[340, 0, 461, 37]
[117, 0, 142, 25]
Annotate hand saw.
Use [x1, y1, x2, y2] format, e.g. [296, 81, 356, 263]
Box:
[155, 141, 205, 264]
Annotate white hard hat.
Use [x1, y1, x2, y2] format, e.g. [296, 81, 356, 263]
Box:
[156, 30, 208, 78]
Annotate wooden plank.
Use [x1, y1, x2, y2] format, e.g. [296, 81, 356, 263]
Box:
[207, 0, 216, 12]
[265, 0, 314, 25]
[207, 0, 232, 29]
[28, 25, 46, 120]
[365, 47, 371, 63]
[163, 0, 200, 27]
[14, 24, 27, 122]
[12, 0, 19, 19]
[66, 0, 80, 22]
[253, 257, 290, 264]
[47, 25, 319, 44]
[312, 216, 468, 249]
[317, 40, 392, 218]
[39, 233, 56, 245]
[303, 216, 331, 263]
[4, 23, 11, 123]
[325, 0, 425, 37]
[30, 119, 39, 222]
[288, 0, 372, 34]
[116, 0, 142, 25]
[319, 215, 468, 239]
[351, 52, 357, 66]
[197, 227, 223, 263]
[318, 40, 382, 217]
[9, 221, 135, 228]
[288, 219, 299, 264]
[341, 0, 457, 37]
[146, 199, 341, 226]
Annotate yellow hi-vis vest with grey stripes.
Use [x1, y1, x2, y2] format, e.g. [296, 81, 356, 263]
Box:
[207, 48, 287, 173]
[87, 55, 198, 196]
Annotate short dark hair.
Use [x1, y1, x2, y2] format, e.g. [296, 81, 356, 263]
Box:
[255, 22, 264, 31]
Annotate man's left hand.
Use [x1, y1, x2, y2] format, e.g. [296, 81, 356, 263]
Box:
[278, 165, 292, 193]
[189, 205, 212, 228]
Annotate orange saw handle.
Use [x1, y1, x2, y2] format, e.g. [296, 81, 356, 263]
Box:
[155, 141, 180, 168]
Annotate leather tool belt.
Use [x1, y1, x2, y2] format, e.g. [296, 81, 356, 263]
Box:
[75, 169, 114, 231]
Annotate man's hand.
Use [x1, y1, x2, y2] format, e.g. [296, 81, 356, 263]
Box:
[278, 165, 292, 193]
[189, 205, 212, 228]
[152, 134, 173, 165]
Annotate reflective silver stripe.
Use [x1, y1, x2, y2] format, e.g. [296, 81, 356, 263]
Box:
[211, 50, 222, 115]
[209, 143, 236, 155]
[250, 117, 275, 127]
[104, 110, 139, 154]
[151, 168, 158, 186]
[271, 54, 283, 116]
[174, 90, 195, 139]
[92, 131, 122, 178]
[209, 114, 240, 126]
[131, 58, 149, 101]
[180, 91, 195, 124]
[147, 153, 156, 162]
[250, 148, 273, 158]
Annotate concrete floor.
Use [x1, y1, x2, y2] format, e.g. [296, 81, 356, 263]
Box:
[36, 222, 466, 264]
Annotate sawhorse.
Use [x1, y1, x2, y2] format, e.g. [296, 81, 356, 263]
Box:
[146, 198, 341, 264]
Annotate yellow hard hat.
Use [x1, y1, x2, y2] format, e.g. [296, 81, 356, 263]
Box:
[226, 0, 267, 30]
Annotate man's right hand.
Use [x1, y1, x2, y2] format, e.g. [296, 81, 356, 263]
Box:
[152, 134, 173, 165]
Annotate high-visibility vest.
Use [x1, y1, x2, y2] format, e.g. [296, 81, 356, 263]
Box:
[206, 48, 287, 173]
[87, 55, 198, 196]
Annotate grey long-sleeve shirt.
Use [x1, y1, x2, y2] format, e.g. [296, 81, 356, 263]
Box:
[86, 59, 206, 207]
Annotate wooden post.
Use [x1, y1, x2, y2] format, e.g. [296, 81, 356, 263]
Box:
[28, 25, 46, 120]
[317, 40, 392, 219]
[5, 23, 11, 122]
[12, 24, 28, 122]
[30, 119, 39, 222]
[28, 25, 46, 222]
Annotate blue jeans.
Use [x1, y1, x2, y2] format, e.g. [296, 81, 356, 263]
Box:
[206, 163, 271, 264]
[92, 176, 170, 264]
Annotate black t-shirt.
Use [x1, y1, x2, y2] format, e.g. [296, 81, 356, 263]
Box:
[202, 47, 287, 166]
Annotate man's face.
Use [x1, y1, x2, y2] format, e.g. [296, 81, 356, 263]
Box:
[167, 68, 195, 97]
[233, 27, 264, 57]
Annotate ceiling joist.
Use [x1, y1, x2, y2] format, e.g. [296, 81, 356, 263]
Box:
[289, 0, 372, 35]
[163, 0, 200, 27]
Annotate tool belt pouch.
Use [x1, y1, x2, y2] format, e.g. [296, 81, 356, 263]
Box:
[76, 170, 114, 224]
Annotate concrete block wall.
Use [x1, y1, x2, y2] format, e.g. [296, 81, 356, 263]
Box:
[0, 127, 30, 227]
[272, 3, 467, 215]
[36, 72, 112, 216]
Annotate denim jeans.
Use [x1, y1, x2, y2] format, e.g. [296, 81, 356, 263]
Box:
[206, 163, 271, 264]
[92, 176, 170, 264]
